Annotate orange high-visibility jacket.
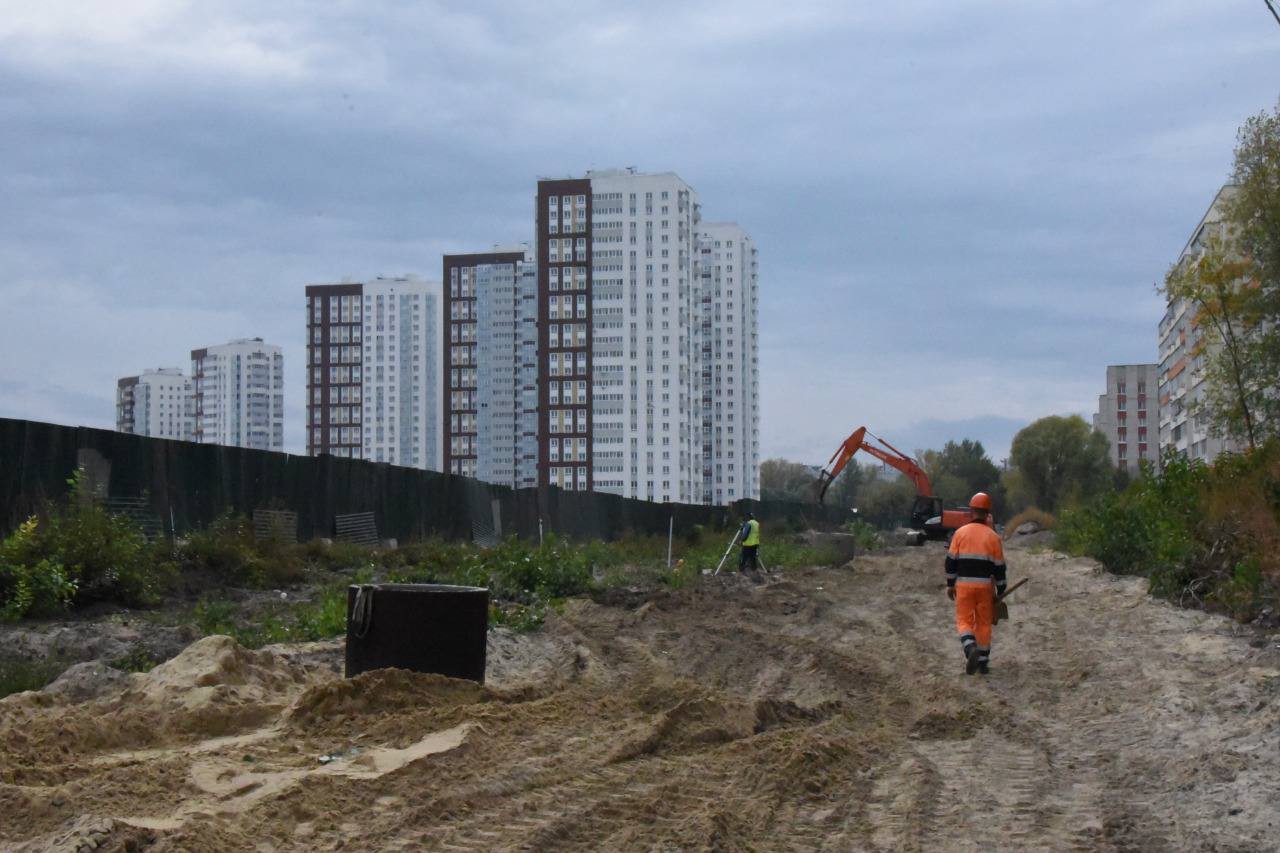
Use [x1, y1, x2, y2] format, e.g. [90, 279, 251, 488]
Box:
[946, 522, 1007, 596]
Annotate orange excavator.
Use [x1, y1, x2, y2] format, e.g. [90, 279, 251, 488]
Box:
[816, 426, 987, 540]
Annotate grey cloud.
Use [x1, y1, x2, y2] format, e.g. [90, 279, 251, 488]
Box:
[0, 1, 1275, 459]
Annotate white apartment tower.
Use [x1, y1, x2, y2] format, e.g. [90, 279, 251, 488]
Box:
[115, 368, 193, 441]
[532, 169, 759, 505]
[305, 276, 443, 469]
[1093, 364, 1159, 473]
[443, 251, 539, 487]
[191, 339, 284, 451]
[536, 170, 706, 503]
[697, 223, 761, 502]
[1157, 186, 1243, 463]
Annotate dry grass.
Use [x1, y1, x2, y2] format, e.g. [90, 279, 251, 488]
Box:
[1003, 507, 1056, 540]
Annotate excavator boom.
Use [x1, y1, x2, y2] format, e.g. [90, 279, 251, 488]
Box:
[817, 426, 932, 502]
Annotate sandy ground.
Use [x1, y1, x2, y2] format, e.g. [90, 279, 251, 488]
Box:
[1, 540, 1278, 852]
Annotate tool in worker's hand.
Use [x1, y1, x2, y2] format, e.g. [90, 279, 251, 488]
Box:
[713, 529, 742, 575]
[993, 577, 1028, 624]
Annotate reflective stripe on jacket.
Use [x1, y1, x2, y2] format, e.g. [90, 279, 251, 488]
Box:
[946, 521, 1007, 593]
[742, 519, 760, 547]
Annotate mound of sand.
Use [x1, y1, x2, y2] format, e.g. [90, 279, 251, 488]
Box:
[287, 668, 489, 728]
[41, 660, 131, 703]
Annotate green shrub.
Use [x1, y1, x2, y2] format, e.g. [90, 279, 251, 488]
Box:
[842, 519, 884, 552]
[181, 514, 258, 579]
[0, 471, 174, 620]
[1059, 447, 1280, 621]
[293, 585, 350, 641]
[179, 514, 306, 587]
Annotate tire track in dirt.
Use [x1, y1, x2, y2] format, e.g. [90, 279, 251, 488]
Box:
[3, 543, 1278, 850]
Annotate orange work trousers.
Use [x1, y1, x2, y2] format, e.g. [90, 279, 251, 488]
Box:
[955, 580, 994, 654]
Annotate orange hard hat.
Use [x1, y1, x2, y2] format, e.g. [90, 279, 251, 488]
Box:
[969, 492, 992, 511]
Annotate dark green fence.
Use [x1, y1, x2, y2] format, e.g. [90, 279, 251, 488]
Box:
[0, 418, 848, 542]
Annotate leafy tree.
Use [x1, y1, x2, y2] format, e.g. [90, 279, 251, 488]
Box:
[1009, 415, 1112, 512]
[759, 458, 818, 503]
[823, 461, 867, 509]
[854, 475, 919, 529]
[1163, 232, 1268, 448]
[1164, 100, 1280, 447]
[921, 439, 1005, 511]
[1226, 102, 1280, 440]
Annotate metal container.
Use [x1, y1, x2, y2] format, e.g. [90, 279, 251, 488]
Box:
[345, 583, 489, 682]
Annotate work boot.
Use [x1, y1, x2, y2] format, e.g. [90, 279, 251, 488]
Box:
[964, 644, 981, 675]
[977, 661, 990, 675]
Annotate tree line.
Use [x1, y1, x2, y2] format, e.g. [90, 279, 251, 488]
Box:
[760, 413, 1114, 529]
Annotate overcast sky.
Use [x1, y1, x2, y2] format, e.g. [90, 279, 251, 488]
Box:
[1, 1, 1276, 466]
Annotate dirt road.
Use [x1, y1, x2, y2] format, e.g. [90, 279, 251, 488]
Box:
[2, 539, 1278, 851]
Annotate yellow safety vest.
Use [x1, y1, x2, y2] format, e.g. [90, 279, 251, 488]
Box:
[744, 519, 760, 547]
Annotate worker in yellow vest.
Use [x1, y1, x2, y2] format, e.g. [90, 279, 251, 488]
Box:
[738, 512, 761, 573]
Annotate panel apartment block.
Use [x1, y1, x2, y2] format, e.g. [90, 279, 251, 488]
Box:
[1093, 364, 1158, 473]
[578, 170, 704, 503]
[306, 277, 442, 468]
[697, 223, 761, 502]
[1157, 185, 1242, 463]
[115, 367, 193, 441]
[443, 251, 538, 487]
[191, 338, 283, 451]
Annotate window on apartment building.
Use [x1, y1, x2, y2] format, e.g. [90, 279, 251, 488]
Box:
[1117, 381, 1126, 395]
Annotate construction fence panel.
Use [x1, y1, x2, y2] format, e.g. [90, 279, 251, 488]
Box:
[0, 418, 849, 543]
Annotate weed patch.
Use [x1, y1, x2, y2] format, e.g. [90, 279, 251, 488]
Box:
[1058, 445, 1280, 621]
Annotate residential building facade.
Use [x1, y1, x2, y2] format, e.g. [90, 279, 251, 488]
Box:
[115, 368, 193, 441]
[443, 250, 539, 487]
[1157, 185, 1243, 463]
[191, 338, 284, 451]
[697, 222, 761, 503]
[534, 169, 711, 502]
[305, 277, 443, 468]
[1093, 363, 1159, 473]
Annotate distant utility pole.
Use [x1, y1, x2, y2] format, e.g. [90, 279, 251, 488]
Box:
[1266, 0, 1280, 29]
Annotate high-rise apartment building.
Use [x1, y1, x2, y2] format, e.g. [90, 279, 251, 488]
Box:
[115, 367, 193, 441]
[535, 169, 709, 502]
[305, 276, 443, 468]
[1157, 186, 1243, 463]
[1093, 364, 1158, 473]
[442, 250, 539, 487]
[191, 338, 284, 451]
[697, 223, 761, 503]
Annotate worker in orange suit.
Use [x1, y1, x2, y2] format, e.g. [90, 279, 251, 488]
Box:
[945, 492, 1007, 675]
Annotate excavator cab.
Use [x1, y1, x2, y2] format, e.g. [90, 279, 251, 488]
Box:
[910, 495, 942, 530]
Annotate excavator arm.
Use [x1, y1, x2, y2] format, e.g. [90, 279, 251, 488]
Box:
[816, 426, 932, 503]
